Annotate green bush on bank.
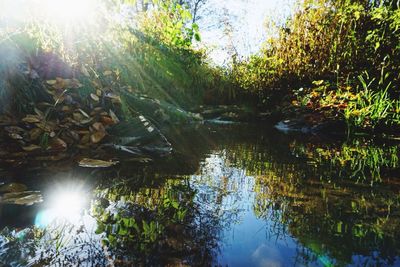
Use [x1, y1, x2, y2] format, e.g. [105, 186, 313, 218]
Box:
[233, 0, 400, 131]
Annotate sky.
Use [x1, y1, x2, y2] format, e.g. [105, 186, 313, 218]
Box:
[199, 0, 296, 65]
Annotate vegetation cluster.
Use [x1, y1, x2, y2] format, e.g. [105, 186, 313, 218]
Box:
[233, 0, 400, 133]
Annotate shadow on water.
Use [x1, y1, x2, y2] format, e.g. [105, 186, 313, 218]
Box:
[0, 123, 400, 266]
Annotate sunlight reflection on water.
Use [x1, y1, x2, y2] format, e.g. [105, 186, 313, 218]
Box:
[35, 184, 89, 228]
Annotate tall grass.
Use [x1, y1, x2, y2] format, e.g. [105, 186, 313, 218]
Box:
[344, 71, 400, 132]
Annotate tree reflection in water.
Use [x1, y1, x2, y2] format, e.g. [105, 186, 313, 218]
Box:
[242, 139, 400, 266]
[91, 177, 224, 266]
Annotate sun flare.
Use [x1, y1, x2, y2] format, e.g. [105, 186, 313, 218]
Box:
[0, 0, 100, 25]
[40, 0, 98, 23]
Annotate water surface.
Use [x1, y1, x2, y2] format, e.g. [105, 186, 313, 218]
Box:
[0, 123, 399, 266]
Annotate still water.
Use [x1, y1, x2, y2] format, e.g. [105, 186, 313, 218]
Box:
[0, 123, 399, 266]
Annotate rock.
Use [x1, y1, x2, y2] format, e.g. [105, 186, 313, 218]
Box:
[275, 119, 312, 134]
[275, 119, 347, 136]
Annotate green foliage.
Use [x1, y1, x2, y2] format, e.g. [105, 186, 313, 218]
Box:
[293, 69, 400, 132]
[292, 138, 399, 182]
[279, 0, 399, 85]
[343, 71, 399, 131]
[91, 179, 194, 259]
[0, 0, 230, 119]
[232, 0, 400, 127]
[253, 138, 400, 265]
[140, 0, 199, 48]
[232, 54, 276, 94]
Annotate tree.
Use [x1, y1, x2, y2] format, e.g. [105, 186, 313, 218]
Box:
[182, 0, 207, 23]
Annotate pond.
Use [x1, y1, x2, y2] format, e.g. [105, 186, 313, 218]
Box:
[0, 123, 400, 266]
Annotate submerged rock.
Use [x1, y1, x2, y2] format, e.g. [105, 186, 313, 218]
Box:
[275, 120, 312, 134]
[275, 119, 346, 136]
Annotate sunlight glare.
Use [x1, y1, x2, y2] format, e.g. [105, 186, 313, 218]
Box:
[35, 184, 89, 227]
[53, 190, 86, 217]
[41, 0, 97, 23]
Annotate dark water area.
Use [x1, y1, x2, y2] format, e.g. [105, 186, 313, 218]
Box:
[1, 123, 400, 266]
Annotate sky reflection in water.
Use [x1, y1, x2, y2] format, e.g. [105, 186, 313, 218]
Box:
[192, 152, 333, 267]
